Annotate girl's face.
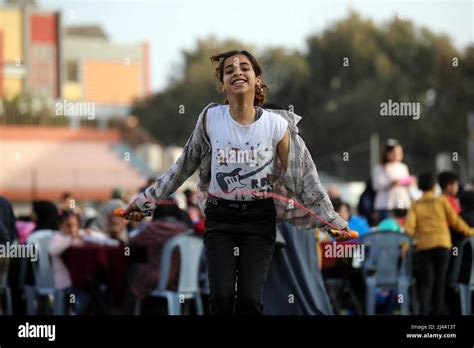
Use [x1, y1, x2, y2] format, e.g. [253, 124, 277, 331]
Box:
[387, 145, 403, 162]
[60, 216, 80, 238]
[221, 54, 261, 99]
[338, 205, 350, 221]
[108, 214, 127, 238]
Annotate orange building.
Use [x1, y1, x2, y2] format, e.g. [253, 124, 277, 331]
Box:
[0, 6, 150, 119]
[62, 26, 150, 117]
[0, 6, 61, 100]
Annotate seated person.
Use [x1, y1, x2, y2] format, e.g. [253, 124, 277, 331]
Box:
[48, 209, 106, 314]
[333, 199, 370, 239]
[377, 209, 407, 233]
[128, 200, 193, 300]
[89, 199, 129, 244]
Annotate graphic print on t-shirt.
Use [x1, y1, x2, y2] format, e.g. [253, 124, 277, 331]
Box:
[216, 157, 273, 194]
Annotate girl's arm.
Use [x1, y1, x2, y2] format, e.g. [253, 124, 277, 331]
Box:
[124, 105, 215, 217]
[285, 130, 348, 231]
[48, 233, 72, 256]
[277, 130, 290, 171]
[372, 165, 393, 191]
[444, 198, 474, 235]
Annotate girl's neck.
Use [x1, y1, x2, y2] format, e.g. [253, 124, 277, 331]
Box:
[228, 96, 256, 125]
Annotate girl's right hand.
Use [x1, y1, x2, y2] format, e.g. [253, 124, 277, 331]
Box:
[116, 202, 144, 222]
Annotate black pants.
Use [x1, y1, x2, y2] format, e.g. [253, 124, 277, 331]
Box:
[414, 247, 451, 315]
[204, 196, 276, 315]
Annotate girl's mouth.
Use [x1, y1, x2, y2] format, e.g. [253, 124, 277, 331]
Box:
[232, 79, 247, 85]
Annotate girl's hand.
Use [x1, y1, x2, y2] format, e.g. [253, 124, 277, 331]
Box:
[328, 227, 359, 241]
[115, 202, 145, 222]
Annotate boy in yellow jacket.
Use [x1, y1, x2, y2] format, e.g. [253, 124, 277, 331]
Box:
[405, 173, 474, 315]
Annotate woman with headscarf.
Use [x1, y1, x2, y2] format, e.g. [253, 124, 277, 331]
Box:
[0, 196, 18, 243]
[20, 201, 60, 313]
[0, 196, 18, 314]
[127, 198, 193, 306]
[89, 199, 129, 244]
[32, 200, 59, 232]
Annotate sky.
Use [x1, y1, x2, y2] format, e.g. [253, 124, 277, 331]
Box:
[38, 0, 474, 92]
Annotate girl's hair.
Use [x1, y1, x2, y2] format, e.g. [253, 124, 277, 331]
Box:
[32, 200, 59, 231]
[58, 209, 80, 225]
[210, 50, 269, 106]
[380, 138, 401, 165]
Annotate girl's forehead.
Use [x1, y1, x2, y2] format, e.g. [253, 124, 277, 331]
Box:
[61, 215, 78, 223]
[224, 54, 251, 66]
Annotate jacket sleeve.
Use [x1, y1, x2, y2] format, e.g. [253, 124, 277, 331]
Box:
[405, 205, 417, 236]
[297, 136, 348, 230]
[134, 104, 214, 212]
[48, 233, 72, 256]
[444, 198, 474, 236]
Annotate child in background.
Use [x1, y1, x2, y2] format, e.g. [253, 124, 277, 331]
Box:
[438, 171, 461, 214]
[377, 209, 407, 233]
[49, 210, 105, 314]
[405, 173, 474, 315]
[333, 199, 370, 239]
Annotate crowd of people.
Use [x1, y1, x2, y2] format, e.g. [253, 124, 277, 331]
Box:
[0, 138, 473, 315]
[323, 139, 474, 315]
[0, 187, 205, 315]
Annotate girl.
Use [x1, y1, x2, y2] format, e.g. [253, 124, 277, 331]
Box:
[120, 50, 355, 315]
[49, 209, 106, 314]
[372, 139, 412, 222]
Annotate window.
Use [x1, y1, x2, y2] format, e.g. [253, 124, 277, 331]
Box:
[66, 60, 79, 82]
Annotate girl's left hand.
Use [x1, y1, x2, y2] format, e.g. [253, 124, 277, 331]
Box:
[329, 227, 359, 241]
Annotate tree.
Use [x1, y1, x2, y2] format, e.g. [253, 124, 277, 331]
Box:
[132, 13, 472, 181]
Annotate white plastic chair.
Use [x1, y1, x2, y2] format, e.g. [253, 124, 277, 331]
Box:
[361, 231, 413, 315]
[25, 230, 65, 315]
[134, 232, 204, 315]
[451, 236, 474, 315]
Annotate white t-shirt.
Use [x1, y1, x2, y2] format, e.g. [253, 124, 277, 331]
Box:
[206, 105, 288, 201]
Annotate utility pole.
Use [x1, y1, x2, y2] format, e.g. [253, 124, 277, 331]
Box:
[370, 133, 379, 174]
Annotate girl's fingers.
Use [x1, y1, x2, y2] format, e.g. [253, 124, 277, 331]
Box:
[130, 212, 142, 221]
[123, 211, 142, 221]
[329, 228, 359, 241]
[115, 207, 143, 221]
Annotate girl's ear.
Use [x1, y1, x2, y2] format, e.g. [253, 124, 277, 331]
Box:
[219, 82, 225, 93]
[255, 75, 262, 86]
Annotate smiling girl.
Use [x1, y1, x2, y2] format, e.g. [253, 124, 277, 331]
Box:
[120, 50, 355, 315]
